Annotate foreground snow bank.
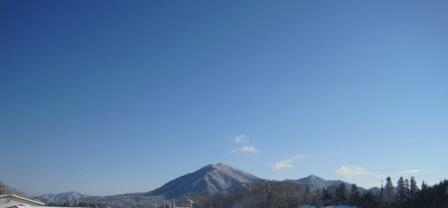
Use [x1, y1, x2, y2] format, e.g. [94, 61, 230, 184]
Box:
[326, 206, 357, 208]
[298, 205, 357, 208]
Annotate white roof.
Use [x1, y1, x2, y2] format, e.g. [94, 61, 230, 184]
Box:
[0, 195, 45, 207]
[0, 195, 88, 208]
[0, 195, 87, 208]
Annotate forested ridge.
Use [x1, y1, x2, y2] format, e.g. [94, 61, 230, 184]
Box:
[193, 176, 448, 208]
[1, 176, 447, 208]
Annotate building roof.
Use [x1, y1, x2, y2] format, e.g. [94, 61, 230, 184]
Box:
[0, 195, 45, 207]
[0, 195, 88, 208]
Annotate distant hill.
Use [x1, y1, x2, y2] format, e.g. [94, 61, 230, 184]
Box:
[292, 175, 354, 190]
[31, 163, 371, 207]
[147, 163, 266, 199]
[78, 163, 268, 207]
[36, 191, 89, 204]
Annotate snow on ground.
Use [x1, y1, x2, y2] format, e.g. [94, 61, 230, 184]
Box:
[298, 205, 315, 208]
[325, 206, 357, 208]
[298, 205, 357, 208]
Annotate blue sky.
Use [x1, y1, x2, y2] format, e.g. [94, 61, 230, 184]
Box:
[1, 0, 447, 196]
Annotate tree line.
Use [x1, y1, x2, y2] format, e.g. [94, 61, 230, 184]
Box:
[374, 176, 448, 208]
[2, 177, 447, 208]
[192, 176, 448, 208]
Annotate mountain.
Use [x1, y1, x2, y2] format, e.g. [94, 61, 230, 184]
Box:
[36, 191, 89, 203]
[147, 163, 266, 199]
[292, 175, 354, 190]
[34, 164, 372, 207]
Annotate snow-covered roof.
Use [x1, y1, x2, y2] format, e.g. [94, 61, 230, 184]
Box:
[0, 195, 88, 208]
[0, 195, 45, 207]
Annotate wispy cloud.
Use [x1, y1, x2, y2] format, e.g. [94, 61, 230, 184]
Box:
[234, 134, 250, 144]
[397, 169, 423, 175]
[231, 134, 256, 154]
[273, 154, 307, 170]
[336, 165, 423, 182]
[335, 165, 426, 188]
[234, 145, 256, 153]
[336, 165, 370, 179]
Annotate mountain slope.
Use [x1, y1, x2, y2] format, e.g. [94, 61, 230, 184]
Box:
[37, 191, 89, 203]
[46, 164, 373, 208]
[148, 163, 266, 199]
[293, 175, 353, 190]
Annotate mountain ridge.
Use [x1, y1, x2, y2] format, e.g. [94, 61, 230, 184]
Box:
[36, 191, 89, 204]
[292, 174, 353, 190]
[147, 163, 266, 199]
[33, 163, 373, 205]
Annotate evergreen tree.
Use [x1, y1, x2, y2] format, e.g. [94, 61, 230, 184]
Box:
[335, 183, 348, 204]
[384, 176, 395, 202]
[380, 180, 384, 198]
[409, 176, 419, 201]
[350, 184, 360, 205]
[421, 181, 428, 191]
[405, 178, 411, 207]
[396, 177, 409, 207]
[359, 191, 379, 208]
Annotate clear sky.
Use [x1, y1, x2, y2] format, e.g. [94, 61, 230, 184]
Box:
[1, 0, 447, 196]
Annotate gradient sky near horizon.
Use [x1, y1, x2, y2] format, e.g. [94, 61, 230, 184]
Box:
[1, 0, 447, 196]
